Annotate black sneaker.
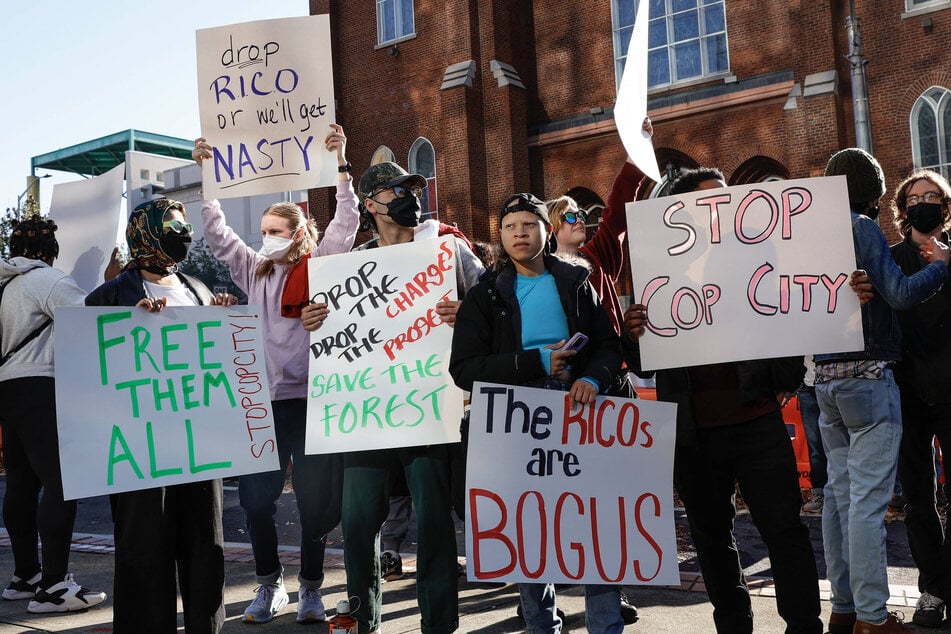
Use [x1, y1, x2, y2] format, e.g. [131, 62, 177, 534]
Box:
[2, 573, 41, 600]
[620, 592, 639, 624]
[380, 550, 403, 582]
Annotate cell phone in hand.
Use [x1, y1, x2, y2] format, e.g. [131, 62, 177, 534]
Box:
[561, 332, 588, 352]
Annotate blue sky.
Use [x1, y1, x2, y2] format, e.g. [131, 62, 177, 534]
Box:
[0, 2, 309, 215]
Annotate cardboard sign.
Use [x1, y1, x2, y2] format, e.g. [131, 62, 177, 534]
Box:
[465, 382, 679, 585]
[196, 15, 337, 198]
[627, 176, 864, 370]
[55, 306, 279, 499]
[305, 238, 464, 454]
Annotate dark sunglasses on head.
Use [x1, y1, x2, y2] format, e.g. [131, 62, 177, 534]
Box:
[562, 210, 588, 225]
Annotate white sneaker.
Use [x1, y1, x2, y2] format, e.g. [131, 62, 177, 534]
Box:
[27, 574, 106, 613]
[243, 578, 289, 623]
[2, 572, 41, 600]
[802, 489, 824, 514]
[296, 586, 326, 622]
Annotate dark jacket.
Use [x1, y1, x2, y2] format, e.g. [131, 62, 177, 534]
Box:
[449, 255, 621, 392]
[622, 334, 803, 447]
[85, 269, 214, 307]
[891, 231, 951, 405]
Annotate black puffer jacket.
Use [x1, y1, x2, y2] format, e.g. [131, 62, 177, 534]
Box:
[450, 255, 621, 392]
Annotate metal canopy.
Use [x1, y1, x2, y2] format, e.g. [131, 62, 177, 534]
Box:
[30, 130, 193, 177]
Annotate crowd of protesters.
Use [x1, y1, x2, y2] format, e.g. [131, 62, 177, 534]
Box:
[2, 126, 950, 634]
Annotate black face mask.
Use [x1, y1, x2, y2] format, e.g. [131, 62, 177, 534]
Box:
[906, 202, 944, 234]
[861, 204, 880, 221]
[160, 230, 192, 262]
[382, 194, 421, 228]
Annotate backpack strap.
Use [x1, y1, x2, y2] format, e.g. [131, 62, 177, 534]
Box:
[0, 269, 54, 366]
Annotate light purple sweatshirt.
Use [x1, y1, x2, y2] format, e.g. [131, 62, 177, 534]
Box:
[201, 180, 360, 400]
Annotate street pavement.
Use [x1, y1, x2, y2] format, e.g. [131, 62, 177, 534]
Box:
[0, 478, 945, 633]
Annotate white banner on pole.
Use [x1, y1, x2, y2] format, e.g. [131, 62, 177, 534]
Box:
[305, 238, 464, 454]
[55, 305, 279, 499]
[465, 382, 679, 585]
[627, 176, 864, 370]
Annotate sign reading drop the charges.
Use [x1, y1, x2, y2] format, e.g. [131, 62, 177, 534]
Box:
[465, 383, 679, 585]
[305, 238, 464, 454]
[627, 176, 864, 371]
[196, 15, 337, 199]
[54, 306, 279, 500]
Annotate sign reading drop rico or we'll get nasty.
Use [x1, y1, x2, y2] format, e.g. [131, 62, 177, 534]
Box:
[54, 306, 279, 500]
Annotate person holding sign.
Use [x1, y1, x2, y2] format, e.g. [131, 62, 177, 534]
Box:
[192, 125, 358, 624]
[889, 170, 951, 628]
[622, 168, 822, 634]
[316, 161, 483, 634]
[86, 198, 237, 633]
[450, 193, 624, 634]
[0, 216, 107, 615]
[816, 149, 949, 634]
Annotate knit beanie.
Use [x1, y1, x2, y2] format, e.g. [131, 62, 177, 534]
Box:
[824, 148, 886, 209]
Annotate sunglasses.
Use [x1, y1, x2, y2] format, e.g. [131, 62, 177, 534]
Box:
[562, 210, 588, 225]
[162, 219, 194, 234]
[371, 184, 422, 202]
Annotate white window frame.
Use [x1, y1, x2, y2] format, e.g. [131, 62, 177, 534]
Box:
[611, 0, 730, 90]
[906, 0, 946, 11]
[376, 0, 416, 47]
[911, 86, 951, 179]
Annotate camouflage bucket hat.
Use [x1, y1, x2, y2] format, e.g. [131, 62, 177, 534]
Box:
[357, 162, 427, 201]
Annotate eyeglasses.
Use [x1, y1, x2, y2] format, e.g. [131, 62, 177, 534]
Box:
[371, 184, 422, 202]
[562, 210, 588, 225]
[906, 191, 944, 206]
[162, 219, 194, 234]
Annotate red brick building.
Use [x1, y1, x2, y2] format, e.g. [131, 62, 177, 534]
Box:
[307, 0, 951, 252]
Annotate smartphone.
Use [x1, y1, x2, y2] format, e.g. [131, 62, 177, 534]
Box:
[561, 332, 589, 352]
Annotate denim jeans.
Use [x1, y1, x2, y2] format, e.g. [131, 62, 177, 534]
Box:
[518, 583, 623, 634]
[799, 388, 828, 490]
[817, 370, 902, 624]
[674, 411, 821, 634]
[896, 391, 951, 600]
[239, 398, 342, 586]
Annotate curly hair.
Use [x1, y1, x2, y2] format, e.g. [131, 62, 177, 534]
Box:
[890, 169, 951, 236]
[10, 214, 59, 262]
[669, 167, 726, 196]
[255, 202, 321, 277]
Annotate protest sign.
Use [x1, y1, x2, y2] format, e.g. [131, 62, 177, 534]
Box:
[465, 382, 679, 585]
[49, 163, 124, 292]
[627, 176, 864, 371]
[305, 238, 464, 454]
[55, 306, 279, 500]
[614, 0, 660, 183]
[196, 15, 336, 199]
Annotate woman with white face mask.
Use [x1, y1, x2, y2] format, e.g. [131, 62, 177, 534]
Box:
[192, 124, 358, 624]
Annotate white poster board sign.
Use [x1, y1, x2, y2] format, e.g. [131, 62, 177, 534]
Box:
[55, 306, 279, 500]
[49, 163, 124, 292]
[465, 382, 679, 585]
[627, 176, 864, 371]
[614, 0, 660, 183]
[196, 15, 337, 199]
[305, 238, 464, 454]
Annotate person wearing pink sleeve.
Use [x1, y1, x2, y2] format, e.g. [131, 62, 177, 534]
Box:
[192, 124, 358, 624]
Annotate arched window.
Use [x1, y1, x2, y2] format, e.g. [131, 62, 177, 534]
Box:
[370, 145, 396, 165]
[409, 138, 437, 220]
[911, 86, 951, 179]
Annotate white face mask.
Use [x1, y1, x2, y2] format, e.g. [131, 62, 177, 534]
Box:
[258, 234, 294, 261]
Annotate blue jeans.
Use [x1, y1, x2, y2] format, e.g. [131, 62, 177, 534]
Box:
[817, 371, 902, 624]
[239, 399, 342, 587]
[799, 388, 828, 490]
[518, 583, 623, 633]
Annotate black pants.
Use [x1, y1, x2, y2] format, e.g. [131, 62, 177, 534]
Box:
[897, 392, 951, 601]
[0, 377, 76, 589]
[112, 480, 225, 634]
[674, 411, 822, 634]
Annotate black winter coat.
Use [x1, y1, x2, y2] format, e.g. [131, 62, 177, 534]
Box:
[85, 269, 215, 307]
[449, 255, 621, 392]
